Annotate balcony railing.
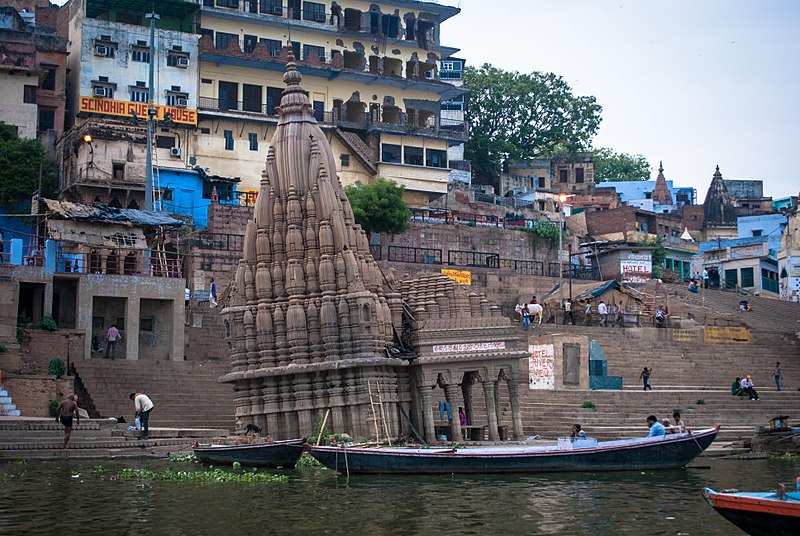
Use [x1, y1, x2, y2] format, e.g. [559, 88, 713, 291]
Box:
[197, 98, 468, 140]
[54, 250, 183, 279]
[191, 232, 245, 251]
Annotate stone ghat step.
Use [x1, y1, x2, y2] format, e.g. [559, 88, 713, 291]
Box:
[0, 418, 110, 431]
[0, 446, 178, 460]
[0, 427, 228, 441]
[0, 438, 194, 451]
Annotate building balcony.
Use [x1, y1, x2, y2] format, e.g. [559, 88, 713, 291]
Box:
[197, 97, 468, 141]
[198, 37, 464, 98]
[200, 0, 458, 51]
[54, 248, 183, 279]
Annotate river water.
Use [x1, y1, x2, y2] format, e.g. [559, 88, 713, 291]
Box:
[1, 456, 797, 536]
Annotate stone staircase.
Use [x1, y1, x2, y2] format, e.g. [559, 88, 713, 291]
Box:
[0, 387, 21, 416]
[519, 319, 800, 447]
[71, 359, 234, 431]
[0, 417, 227, 460]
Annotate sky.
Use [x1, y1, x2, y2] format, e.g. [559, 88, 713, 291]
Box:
[441, 0, 800, 199]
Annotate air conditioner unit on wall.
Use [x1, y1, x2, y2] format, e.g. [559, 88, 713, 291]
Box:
[170, 147, 182, 158]
[176, 56, 189, 68]
[93, 86, 109, 97]
[176, 96, 188, 107]
[94, 44, 110, 57]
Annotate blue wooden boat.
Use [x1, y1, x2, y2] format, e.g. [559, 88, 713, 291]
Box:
[703, 484, 800, 536]
[307, 426, 718, 474]
[194, 439, 304, 468]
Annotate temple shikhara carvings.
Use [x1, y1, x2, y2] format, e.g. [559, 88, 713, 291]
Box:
[221, 59, 526, 442]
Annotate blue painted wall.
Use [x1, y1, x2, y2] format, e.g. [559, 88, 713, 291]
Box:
[736, 214, 786, 253]
[0, 200, 36, 258]
[602, 180, 695, 206]
[157, 168, 238, 229]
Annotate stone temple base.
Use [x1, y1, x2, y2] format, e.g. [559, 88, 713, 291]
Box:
[230, 364, 410, 441]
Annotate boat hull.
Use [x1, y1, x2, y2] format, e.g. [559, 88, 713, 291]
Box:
[703, 488, 800, 536]
[194, 439, 304, 468]
[308, 428, 718, 475]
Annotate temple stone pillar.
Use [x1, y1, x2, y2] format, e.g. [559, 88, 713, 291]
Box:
[483, 381, 500, 441]
[419, 386, 435, 442]
[461, 376, 474, 424]
[508, 378, 524, 440]
[444, 384, 461, 442]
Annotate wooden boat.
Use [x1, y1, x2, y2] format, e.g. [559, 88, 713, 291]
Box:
[307, 426, 718, 475]
[703, 484, 800, 536]
[193, 438, 304, 468]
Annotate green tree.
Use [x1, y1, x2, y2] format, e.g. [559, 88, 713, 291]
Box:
[463, 64, 603, 183]
[344, 178, 411, 235]
[592, 147, 650, 183]
[0, 121, 58, 210]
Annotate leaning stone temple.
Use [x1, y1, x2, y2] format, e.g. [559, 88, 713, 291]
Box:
[221, 59, 527, 442]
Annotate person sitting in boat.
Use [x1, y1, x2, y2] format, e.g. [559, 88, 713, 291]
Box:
[646, 415, 667, 437]
[570, 424, 587, 441]
[668, 411, 688, 433]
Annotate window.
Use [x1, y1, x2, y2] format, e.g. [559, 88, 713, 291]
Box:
[199, 27, 213, 41]
[167, 50, 190, 68]
[404, 146, 423, 166]
[260, 0, 282, 15]
[303, 44, 325, 62]
[740, 267, 754, 288]
[538, 200, 546, 211]
[291, 41, 301, 60]
[559, 169, 568, 183]
[200, 127, 211, 134]
[266, 86, 282, 115]
[216, 0, 239, 8]
[156, 136, 175, 149]
[140, 317, 154, 332]
[425, 148, 447, 168]
[288, 0, 301, 19]
[243, 34, 258, 54]
[219, 81, 239, 111]
[130, 83, 149, 103]
[260, 38, 282, 57]
[130, 44, 150, 63]
[159, 188, 173, 202]
[215, 32, 239, 51]
[340, 154, 350, 167]
[37, 108, 55, 132]
[112, 162, 125, 180]
[312, 100, 324, 121]
[224, 130, 234, 151]
[242, 84, 262, 113]
[166, 90, 188, 107]
[23, 85, 37, 104]
[40, 65, 56, 90]
[751, 229, 762, 237]
[92, 83, 114, 98]
[248, 132, 258, 151]
[201, 78, 213, 84]
[381, 143, 401, 163]
[538, 176, 546, 188]
[93, 39, 116, 58]
[575, 167, 585, 183]
[303, 1, 326, 22]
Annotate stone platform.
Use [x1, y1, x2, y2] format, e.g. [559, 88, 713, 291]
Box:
[0, 417, 227, 460]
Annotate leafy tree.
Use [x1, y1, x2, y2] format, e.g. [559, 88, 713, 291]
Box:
[593, 147, 650, 183]
[0, 121, 58, 210]
[344, 178, 411, 235]
[463, 64, 603, 183]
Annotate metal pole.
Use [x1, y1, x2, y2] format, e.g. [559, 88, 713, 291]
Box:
[144, 11, 160, 211]
[558, 208, 564, 306]
[568, 242, 573, 300]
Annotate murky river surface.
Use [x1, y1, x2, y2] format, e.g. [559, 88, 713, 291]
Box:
[1, 456, 797, 535]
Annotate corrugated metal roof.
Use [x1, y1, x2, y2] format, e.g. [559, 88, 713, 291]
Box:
[41, 198, 184, 227]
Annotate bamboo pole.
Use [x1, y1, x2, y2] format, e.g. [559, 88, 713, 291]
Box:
[316, 408, 331, 446]
[376, 382, 392, 447]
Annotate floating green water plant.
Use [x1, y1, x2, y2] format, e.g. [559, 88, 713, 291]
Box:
[296, 452, 323, 468]
[167, 452, 198, 464]
[116, 467, 288, 483]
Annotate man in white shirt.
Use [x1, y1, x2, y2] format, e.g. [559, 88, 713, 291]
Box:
[129, 392, 155, 438]
[597, 300, 609, 326]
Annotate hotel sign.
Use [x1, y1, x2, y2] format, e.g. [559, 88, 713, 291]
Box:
[528, 344, 555, 390]
[620, 253, 652, 284]
[441, 268, 472, 285]
[79, 96, 198, 125]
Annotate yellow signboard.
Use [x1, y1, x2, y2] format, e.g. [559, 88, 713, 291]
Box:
[441, 268, 471, 285]
[704, 326, 752, 344]
[79, 96, 198, 125]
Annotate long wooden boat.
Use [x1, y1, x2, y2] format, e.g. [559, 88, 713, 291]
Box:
[193, 438, 304, 468]
[307, 426, 719, 475]
[703, 485, 800, 536]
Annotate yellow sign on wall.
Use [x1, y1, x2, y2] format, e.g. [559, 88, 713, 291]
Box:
[79, 96, 198, 125]
[441, 268, 472, 285]
[704, 326, 752, 344]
